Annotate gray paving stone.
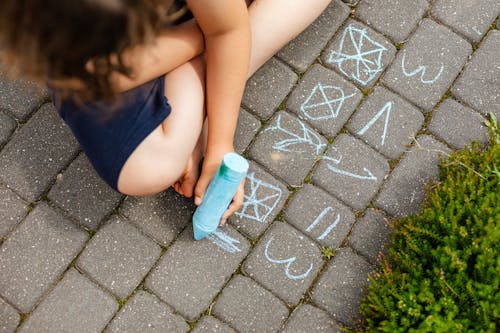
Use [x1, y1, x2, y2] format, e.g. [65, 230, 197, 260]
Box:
[348, 209, 392, 264]
[0, 185, 28, 240]
[0, 297, 19, 333]
[249, 111, 327, 186]
[322, 19, 396, 88]
[145, 225, 250, 321]
[229, 161, 289, 239]
[383, 19, 472, 111]
[76, 217, 161, 299]
[0, 111, 16, 147]
[452, 30, 500, 119]
[375, 135, 452, 217]
[431, 0, 500, 43]
[282, 304, 342, 333]
[105, 290, 189, 333]
[0, 73, 48, 121]
[312, 134, 390, 211]
[311, 248, 372, 327]
[191, 316, 237, 333]
[243, 221, 324, 306]
[242, 58, 298, 119]
[286, 64, 363, 137]
[277, 0, 350, 72]
[0, 203, 87, 313]
[120, 188, 195, 247]
[347, 85, 424, 159]
[428, 98, 489, 149]
[48, 154, 123, 230]
[18, 268, 117, 333]
[0, 103, 79, 202]
[213, 275, 289, 333]
[355, 0, 429, 43]
[235, 108, 260, 154]
[283, 184, 355, 249]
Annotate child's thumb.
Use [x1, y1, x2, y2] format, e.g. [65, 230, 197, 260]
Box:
[194, 176, 209, 206]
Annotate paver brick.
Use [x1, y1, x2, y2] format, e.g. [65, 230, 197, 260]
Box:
[355, 0, 429, 43]
[428, 98, 489, 149]
[277, 0, 350, 72]
[282, 304, 342, 333]
[18, 268, 117, 333]
[105, 290, 189, 333]
[229, 161, 289, 239]
[213, 275, 289, 333]
[235, 108, 260, 154]
[452, 30, 500, 119]
[348, 209, 392, 264]
[383, 19, 472, 111]
[48, 153, 123, 230]
[347, 85, 424, 159]
[76, 217, 162, 299]
[0, 185, 27, 240]
[375, 135, 452, 217]
[145, 225, 250, 321]
[322, 19, 396, 88]
[312, 134, 389, 211]
[311, 248, 372, 327]
[249, 111, 327, 186]
[286, 64, 362, 137]
[120, 188, 195, 247]
[0, 297, 19, 333]
[0, 103, 79, 202]
[283, 184, 355, 249]
[0, 111, 16, 147]
[431, 0, 500, 43]
[0, 73, 48, 121]
[191, 316, 237, 333]
[0, 203, 87, 313]
[243, 221, 324, 306]
[242, 58, 298, 119]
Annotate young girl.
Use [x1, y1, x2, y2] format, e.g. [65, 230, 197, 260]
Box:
[0, 0, 331, 225]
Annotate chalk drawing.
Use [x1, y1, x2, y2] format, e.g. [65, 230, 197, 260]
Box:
[265, 114, 326, 154]
[300, 83, 357, 121]
[323, 154, 377, 182]
[357, 101, 393, 146]
[264, 236, 313, 281]
[306, 207, 341, 241]
[207, 229, 242, 254]
[235, 172, 282, 223]
[328, 24, 388, 86]
[401, 50, 444, 84]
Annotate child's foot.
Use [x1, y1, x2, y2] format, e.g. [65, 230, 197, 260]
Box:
[173, 137, 203, 198]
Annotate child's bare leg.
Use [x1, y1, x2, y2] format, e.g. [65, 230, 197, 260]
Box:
[117, 0, 331, 196]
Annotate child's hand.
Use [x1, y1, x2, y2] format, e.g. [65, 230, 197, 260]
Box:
[194, 145, 245, 226]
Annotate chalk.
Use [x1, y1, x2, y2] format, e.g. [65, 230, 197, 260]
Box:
[192, 153, 249, 240]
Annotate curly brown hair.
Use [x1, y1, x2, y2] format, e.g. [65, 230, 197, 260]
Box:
[0, 0, 177, 99]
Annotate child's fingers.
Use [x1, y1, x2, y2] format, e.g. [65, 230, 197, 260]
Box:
[194, 172, 210, 206]
[220, 181, 245, 225]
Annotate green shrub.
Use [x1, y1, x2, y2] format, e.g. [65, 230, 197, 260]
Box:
[360, 116, 499, 332]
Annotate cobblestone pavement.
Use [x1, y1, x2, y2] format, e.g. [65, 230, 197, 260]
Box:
[1, 1, 499, 332]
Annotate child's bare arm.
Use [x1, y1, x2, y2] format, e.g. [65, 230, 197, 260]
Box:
[110, 19, 205, 93]
[187, 0, 251, 218]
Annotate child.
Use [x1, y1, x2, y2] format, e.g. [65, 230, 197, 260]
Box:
[0, 0, 331, 225]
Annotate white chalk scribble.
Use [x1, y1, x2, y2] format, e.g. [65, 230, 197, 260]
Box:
[306, 207, 341, 241]
[235, 172, 282, 223]
[264, 236, 313, 281]
[328, 24, 388, 85]
[401, 50, 444, 84]
[207, 229, 241, 254]
[265, 114, 326, 154]
[357, 101, 393, 146]
[300, 83, 357, 121]
[323, 154, 377, 182]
